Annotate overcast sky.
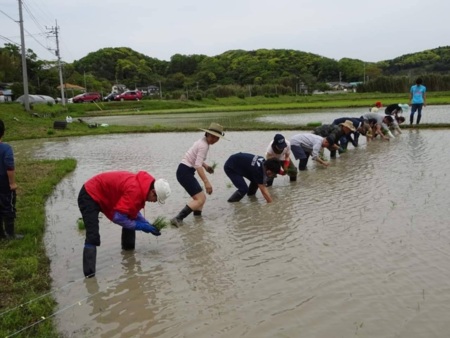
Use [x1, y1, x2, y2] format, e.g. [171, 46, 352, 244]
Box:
[1, 0, 449, 64]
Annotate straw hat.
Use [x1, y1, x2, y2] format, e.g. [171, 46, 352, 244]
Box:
[339, 120, 356, 132]
[199, 122, 225, 138]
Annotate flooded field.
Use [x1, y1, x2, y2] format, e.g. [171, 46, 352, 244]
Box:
[84, 105, 450, 127]
[12, 128, 450, 337]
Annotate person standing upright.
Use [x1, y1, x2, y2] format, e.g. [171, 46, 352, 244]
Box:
[170, 123, 225, 227]
[0, 120, 22, 240]
[409, 78, 426, 125]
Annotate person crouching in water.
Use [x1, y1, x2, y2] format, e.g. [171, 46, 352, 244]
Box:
[170, 123, 225, 227]
[265, 133, 297, 186]
[224, 153, 281, 203]
[78, 171, 171, 278]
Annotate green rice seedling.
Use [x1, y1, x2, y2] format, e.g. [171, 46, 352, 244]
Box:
[211, 161, 218, 170]
[226, 182, 233, 188]
[153, 216, 169, 230]
[307, 122, 322, 127]
[319, 151, 328, 161]
[77, 218, 85, 230]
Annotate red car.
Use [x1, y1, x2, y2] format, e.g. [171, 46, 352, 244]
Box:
[72, 92, 101, 103]
[114, 90, 143, 101]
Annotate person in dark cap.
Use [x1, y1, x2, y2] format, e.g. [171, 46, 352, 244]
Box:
[264, 133, 297, 186]
[170, 122, 225, 227]
[224, 153, 281, 203]
[289, 133, 332, 170]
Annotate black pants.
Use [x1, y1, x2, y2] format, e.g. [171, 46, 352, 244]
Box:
[78, 186, 101, 246]
[0, 191, 16, 237]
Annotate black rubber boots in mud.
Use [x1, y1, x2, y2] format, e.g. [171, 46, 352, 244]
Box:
[227, 190, 244, 202]
[83, 244, 97, 278]
[121, 228, 136, 251]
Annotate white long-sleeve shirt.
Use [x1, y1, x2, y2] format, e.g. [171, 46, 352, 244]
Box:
[289, 133, 323, 160]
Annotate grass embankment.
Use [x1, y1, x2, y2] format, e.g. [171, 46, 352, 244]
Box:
[0, 158, 76, 337]
[0, 92, 449, 336]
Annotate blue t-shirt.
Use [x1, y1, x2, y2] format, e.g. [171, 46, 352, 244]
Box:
[225, 153, 266, 184]
[410, 84, 426, 104]
[0, 142, 15, 192]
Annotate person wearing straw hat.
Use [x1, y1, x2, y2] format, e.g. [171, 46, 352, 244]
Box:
[312, 121, 355, 158]
[327, 119, 358, 157]
[170, 122, 225, 227]
[78, 171, 171, 278]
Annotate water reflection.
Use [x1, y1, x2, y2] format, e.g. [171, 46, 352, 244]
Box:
[10, 129, 450, 337]
[83, 105, 450, 128]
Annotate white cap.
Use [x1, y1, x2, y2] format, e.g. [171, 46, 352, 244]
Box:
[399, 103, 409, 112]
[154, 179, 171, 204]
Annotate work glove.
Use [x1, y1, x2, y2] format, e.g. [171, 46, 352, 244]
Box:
[135, 221, 161, 236]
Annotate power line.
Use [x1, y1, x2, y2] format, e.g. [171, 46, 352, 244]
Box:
[0, 9, 17, 22]
[0, 35, 20, 46]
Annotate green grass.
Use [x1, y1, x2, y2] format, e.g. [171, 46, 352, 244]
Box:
[0, 157, 76, 338]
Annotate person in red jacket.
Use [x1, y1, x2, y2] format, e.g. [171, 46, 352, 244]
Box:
[78, 171, 171, 278]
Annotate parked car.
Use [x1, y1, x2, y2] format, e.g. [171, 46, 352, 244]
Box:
[72, 92, 101, 103]
[103, 92, 118, 102]
[114, 90, 143, 101]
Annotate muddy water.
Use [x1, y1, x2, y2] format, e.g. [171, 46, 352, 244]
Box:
[13, 129, 450, 337]
[84, 105, 450, 127]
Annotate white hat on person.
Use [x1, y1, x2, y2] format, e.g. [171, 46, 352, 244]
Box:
[154, 179, 171, 204]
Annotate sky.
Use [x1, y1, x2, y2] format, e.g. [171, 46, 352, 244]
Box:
[1, 0, 449, 64]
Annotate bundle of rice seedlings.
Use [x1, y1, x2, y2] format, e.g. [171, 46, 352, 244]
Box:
[77, 218, 85, 230]
[211, 161, 218, 170]
[153, 216, 169, 230]
[319, 151, 328, 161]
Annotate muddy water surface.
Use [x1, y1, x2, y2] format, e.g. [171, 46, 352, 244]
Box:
[13, 129, 450, 337]
[84, 105, 450, 127]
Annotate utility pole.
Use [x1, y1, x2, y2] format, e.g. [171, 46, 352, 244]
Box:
[47, 21, 65, 106]
[18, 0, 30, 111]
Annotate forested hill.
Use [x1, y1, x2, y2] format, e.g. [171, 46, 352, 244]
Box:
[71, 46, 450, 88]
[1, 44, 450, 97]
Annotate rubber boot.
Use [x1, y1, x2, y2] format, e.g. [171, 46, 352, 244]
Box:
[193, 210, 202, 216]
[410, 115, 414, 125]
[265, 178, 274, 187]
[4, 218, 23, 240]
[0, 217, 6, 239]
[299, 158, 308, 171]
[330, 150, 337, 158]
[247, 182, 259, 196]
[170, 205, 193, 227]
[228, 190, 244, 202]
[83, 244, 97, 278]
[417, 115, 421, 125]
[121, 228, 136, 251]
[289, 175, 297, 182]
